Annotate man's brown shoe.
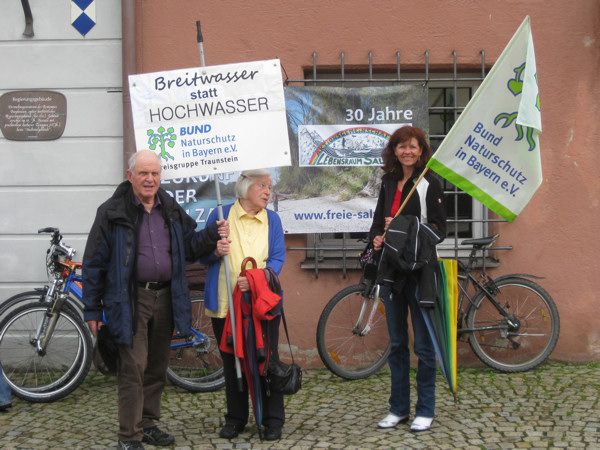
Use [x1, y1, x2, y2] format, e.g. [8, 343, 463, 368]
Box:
[142, 426, 175, 446]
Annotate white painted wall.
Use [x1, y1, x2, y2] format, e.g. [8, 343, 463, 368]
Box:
[0, 0, 122, 297]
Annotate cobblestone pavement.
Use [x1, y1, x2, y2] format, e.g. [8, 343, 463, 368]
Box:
[0, 363, 599, 449]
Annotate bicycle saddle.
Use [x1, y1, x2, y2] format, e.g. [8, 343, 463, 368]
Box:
[461, 234, 499, 248]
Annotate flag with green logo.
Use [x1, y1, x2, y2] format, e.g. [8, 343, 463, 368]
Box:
[427, 17, 541, 221]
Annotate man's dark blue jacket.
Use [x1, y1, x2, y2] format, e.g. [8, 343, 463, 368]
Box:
[82, 181, 220, 345]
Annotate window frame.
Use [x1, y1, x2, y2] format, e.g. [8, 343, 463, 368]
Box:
[285, 50, 507, 275]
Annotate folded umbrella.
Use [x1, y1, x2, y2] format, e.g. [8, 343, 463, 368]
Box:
[421, 258, 459, 397]
[240, 257, 264, 439]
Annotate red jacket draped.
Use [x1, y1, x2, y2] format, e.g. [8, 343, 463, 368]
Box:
[219, 268, 281, 371]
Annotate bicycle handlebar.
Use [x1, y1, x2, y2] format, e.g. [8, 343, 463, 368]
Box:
[39, 227, 76, 260]
[38, 227, 62, 245]
[38, 227, 58, 234]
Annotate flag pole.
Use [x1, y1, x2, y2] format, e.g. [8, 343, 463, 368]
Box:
[196, 20, 243, 391]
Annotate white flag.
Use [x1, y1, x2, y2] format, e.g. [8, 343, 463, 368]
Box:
[427, 17, 541, 221]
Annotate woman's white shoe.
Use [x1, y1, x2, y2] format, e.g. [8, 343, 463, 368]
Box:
[410, 416, 433, 432]
[377, 413, 409, 428]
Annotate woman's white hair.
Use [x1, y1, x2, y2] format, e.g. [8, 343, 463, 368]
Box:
[235, 169, 271, 199]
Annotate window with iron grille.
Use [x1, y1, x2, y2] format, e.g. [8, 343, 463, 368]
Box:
[285, 51, 507, 275]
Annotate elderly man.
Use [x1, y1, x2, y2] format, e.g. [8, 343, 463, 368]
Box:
[83, 150, 229, 450]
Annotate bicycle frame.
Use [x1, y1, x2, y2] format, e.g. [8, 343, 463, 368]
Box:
[456, 269, 513, 335]
[171, 327, 209, 350]
[33, 258, 83, 354]
[455, 246, 543, 337]
[65, 272, 211, 353]
[27, 229, 211, 360]
[352, 284, 380, 336]
[350, 280, 383, 337]
[355, 246, 532, 339]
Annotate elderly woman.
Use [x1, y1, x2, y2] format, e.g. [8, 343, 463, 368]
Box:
[202, 169, 286, 441]
[370, 126, 446, 432]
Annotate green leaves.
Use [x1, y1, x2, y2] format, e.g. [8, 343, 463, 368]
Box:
[507, 62, 525, 96]
[146, 127, 177, 161]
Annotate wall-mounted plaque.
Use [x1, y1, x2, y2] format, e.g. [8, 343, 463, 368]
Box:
[0, 91, 67, 141]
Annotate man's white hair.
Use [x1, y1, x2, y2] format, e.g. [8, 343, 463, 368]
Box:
[235, 169, 271, 199]
[128, 150, 161, 172]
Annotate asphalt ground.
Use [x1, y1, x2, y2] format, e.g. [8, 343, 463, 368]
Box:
[0, 362, 599, 449]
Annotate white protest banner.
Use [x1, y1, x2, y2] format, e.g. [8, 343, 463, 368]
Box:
[427, 16, 542, 221]
[129, 59, 291, 179]
[277, 85, 428, 233]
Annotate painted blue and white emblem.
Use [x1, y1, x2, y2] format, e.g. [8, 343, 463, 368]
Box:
[71, 0, 96, 36]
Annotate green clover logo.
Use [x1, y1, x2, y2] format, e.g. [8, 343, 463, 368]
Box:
[147, 126, 176, 161]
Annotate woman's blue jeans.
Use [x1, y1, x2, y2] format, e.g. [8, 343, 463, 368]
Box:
[0, 361, 12, 407]
[381, 279, 436, 418]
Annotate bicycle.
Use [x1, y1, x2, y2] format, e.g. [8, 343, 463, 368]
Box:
[0, 228, 224, 402]
[0, 228, 91, 402]
[316, 234, 560, 379]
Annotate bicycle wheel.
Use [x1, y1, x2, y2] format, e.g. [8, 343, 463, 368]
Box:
[0, 290, 84, 320]
[466, 277, 560, 372]
[166, 297, 224, 392]
[317, 284, 390, 380]
[0, 290, 44, 319]
[0, 303, 92, 402]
